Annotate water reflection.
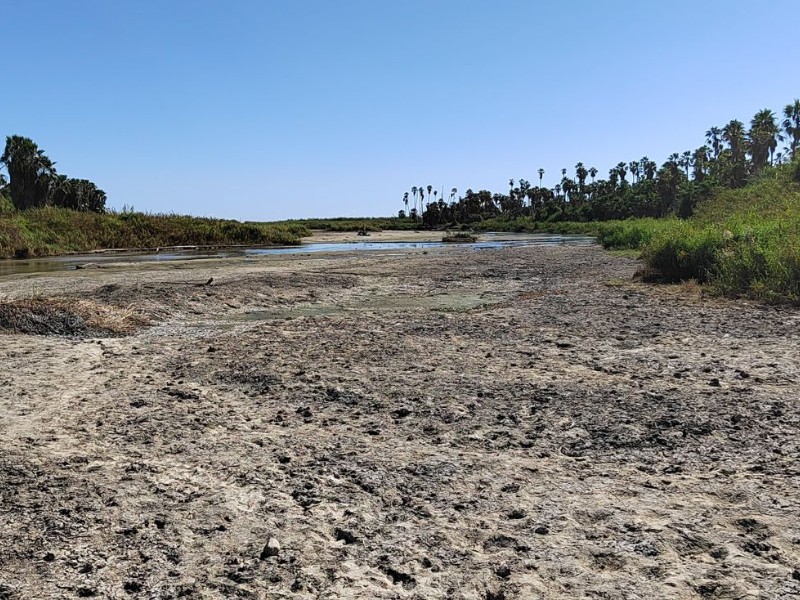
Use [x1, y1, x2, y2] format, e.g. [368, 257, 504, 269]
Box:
[0, 233, 595, 277]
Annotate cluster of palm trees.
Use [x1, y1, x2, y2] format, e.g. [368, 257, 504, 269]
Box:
[401, 185, 459, 219]
[0, 135, 107, 213]
[402, 99, 800, 225]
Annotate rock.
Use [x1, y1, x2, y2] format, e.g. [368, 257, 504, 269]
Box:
[507, 509, 526, 520]
[534, 525, 549, 535]
[260, 537, 280, 559]
[709, 378, 721, 387]
[792, 569, 800, 581]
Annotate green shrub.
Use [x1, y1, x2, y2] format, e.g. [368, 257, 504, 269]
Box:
[0, 208, 309, 258]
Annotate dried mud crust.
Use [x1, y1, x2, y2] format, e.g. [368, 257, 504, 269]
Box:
[0, 245, 799, 599]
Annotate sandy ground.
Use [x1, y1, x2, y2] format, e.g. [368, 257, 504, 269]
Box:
[0, 244, 799, 599]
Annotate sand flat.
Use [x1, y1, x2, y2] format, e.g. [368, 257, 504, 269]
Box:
[0, 245, 798, 599]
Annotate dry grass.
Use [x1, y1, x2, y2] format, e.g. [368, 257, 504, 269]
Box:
[0, 296, 147, 337]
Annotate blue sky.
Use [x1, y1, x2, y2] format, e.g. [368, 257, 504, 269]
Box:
[2, 1, 798, 220]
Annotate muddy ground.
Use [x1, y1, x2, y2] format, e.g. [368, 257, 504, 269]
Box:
[0, 243, 798, 599]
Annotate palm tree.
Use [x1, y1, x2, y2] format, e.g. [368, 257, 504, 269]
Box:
[403, 192, 409, 215]
[641, 158, 657, 180]
[782, 100, 800, 159]
[748, 109, 781, 171]
[450, 187, 457, 202]
[418, 186, 425, 213]
[575, 162, 588, 188]
[588, 167, 598, 183]
[681, 151, 692, 177]
[705, 127, 723, 159]
[692, 146, 710, 182]
[722, 119, 747, 187]
[1, 135, 57, 210]
[537, 168, 544, 187]
[628, 160, 639, 184]
[426, 185, 433, 204]
[411, 186, 418, 214]
[615, 162, 627, 184]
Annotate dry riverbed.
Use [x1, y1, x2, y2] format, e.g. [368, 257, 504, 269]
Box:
[0, 244, 798, 599]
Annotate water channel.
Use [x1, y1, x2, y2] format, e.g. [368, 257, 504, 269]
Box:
[0, 233, 595, 277]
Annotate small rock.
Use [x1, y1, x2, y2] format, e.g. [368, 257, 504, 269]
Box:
[260, 537, 280, 559]
[507, 509, 526, 520]
[792, 569, 800, 581]
[534, 525, 549, 535]
[43, 552, 56, 562]
[709, 378, 721, 387]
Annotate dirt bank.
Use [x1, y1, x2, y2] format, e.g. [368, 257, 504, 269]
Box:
[0, 245, 798, 599]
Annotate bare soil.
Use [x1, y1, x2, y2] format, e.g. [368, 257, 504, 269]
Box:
[0, 244, 798, 599]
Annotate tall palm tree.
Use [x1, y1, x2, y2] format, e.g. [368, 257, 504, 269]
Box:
[641, 158, 657, 180]
[450, 187, 457, 202]
[692, 146, 710, 181]
[537, 168, 544, 187]
[411, 186, 418, 213]
[681, 151, 692, 177]
[588, 167, 598, 183]
[628, 160, 639, 184]
[748, 109, 781, 171]
[575, 162, 588, 188]
[722, 119, 747, 187]
[1, 135, 56, 210]
[615, 162, 627, 184]
[403, 192, 409, 215]
[705, 127, 723, 159]
[782, 99, 800, 159]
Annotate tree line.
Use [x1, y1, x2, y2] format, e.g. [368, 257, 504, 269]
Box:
[0, 135, 107, 213]
[402, 100, 800, 227]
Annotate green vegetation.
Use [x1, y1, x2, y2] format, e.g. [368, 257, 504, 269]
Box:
[0, 135, 307, 257]
[4, 101, 800, 304]
[0, 208, 308, 258]
[265, 217, 420, 232]
[1, 136, 107, 212]
[400, 100, 799, 228]
[596, 162, 800, 303]
[392, 99, 800, 303]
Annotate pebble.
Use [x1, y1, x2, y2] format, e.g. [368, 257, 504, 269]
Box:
[260, 537, 280, 559]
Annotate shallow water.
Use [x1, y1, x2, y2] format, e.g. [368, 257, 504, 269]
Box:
[0, 233, 595, 277]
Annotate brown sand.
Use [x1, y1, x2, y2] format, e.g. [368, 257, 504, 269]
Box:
[0, 244, 798, 599]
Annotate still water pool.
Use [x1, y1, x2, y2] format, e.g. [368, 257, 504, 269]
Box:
[0, 233, 595, 277]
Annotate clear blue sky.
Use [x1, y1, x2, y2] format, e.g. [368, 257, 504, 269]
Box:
[2, 1, 798, 220]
